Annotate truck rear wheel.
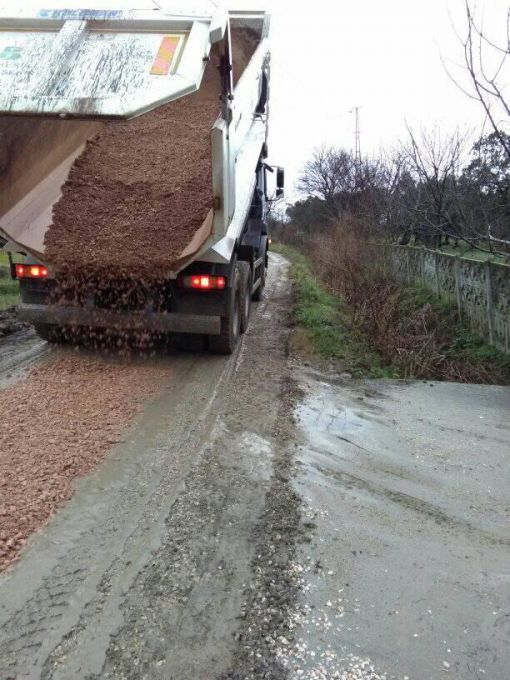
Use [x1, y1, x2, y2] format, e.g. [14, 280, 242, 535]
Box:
[208, 266, 242, 355]
[34, 323, 58, 342]
[239, 262, 252, 333]
[252, 256, 266, 302]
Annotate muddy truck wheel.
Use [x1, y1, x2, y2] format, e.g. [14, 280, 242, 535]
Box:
[239, 261, 252, 333]
[208, 266, 242, 355]
[34, 323, 58, 342]
[252, 251, 266, 302]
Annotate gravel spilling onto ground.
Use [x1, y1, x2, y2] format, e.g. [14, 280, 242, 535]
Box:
[45, 61, 221, 276]
[0, 356, 169, 571]
[44, 30, 258, 277]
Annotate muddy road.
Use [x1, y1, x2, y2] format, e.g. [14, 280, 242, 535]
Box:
[0, 253, 509, 680]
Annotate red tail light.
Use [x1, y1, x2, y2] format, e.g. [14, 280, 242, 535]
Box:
[15, 264, 49, 279]
[179, 275, 226, 291]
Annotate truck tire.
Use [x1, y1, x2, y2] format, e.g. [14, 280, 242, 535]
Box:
[208, 265, 242, 355]
[239, 261, 252, 333]
[252, 256, 266, 302]
[34, 323, 58, 342]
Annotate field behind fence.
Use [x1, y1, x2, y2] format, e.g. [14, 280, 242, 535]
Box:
[379, 245, 510, 354]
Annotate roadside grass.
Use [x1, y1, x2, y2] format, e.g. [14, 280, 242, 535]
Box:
[0, 258, 20, 310]
[0, 278, 20, 310]
[408, 285, 510, 369]
[0, 253, 22, 265]
[273, 241, 510, 385]
[400, 286, 510, 374]
[435, 243, 508, 264]
[272, 244, 397, 378]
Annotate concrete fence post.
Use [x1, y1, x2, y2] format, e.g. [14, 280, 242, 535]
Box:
[485, 260, 495, 346]
[434, 251, 440, 298]
[454, 256, 463, 322]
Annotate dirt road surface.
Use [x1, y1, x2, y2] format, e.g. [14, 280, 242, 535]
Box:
[0, 254, 508, 679]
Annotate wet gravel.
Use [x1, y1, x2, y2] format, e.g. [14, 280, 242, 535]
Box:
[0, 355, 169, 570]
[221, 376, 311, 680]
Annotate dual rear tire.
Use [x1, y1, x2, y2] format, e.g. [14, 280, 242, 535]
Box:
[35, 260, 262, 355]
[34, 323, 58, 342]
[208, 262, 252, 355]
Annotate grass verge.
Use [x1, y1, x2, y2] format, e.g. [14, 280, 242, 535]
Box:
[272, 244, 396, 378]
[273, 241, 510, 385]
[399, 284, 510, 383]
[436, 243, 508, 264]
[0, 269, 19, 311]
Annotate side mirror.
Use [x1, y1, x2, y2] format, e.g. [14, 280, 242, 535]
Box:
[276, 167, 285, 198]
[277, 167, 285, 190]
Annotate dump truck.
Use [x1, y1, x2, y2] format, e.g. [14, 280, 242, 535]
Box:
[0, 2, 283, 353]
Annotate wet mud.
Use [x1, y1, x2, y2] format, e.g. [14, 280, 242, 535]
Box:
[0, 255, 508, 680]
[288, 374, 510, 679]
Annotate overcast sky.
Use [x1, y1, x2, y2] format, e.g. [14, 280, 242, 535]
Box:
[256, 0, 509, 200]
[12, 0, 510, 199]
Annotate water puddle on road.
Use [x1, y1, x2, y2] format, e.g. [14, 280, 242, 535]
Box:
[285, 375, 510, 680]
[297, 384, 376, 459]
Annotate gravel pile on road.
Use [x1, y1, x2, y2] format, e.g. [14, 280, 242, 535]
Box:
[0, 356, 169, 571]
[44, 31, 259, 277]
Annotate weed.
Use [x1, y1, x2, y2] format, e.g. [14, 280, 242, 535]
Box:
[0, 269, 19, 310]
[274, 244, 396, 378]
[273, 232, 510, 385]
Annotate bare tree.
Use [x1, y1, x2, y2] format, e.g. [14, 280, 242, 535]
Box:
[298, 146, 355, 219]
[401, 126, 468, 246]
[448, 1, 510, 159]
[368, 149, 414, 238]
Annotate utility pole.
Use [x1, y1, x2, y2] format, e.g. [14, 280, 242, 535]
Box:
[350, 106, 362, 189]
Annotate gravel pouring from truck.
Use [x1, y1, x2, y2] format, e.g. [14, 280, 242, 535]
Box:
[0, 3, 283, 353]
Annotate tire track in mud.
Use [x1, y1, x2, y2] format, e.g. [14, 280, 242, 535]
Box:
[90, 254, 311, 680]
[0, 327, 48, 388]
[0, 254, 310, 680]
[221, 375, 310, 680]
[310, 462, 510, 547]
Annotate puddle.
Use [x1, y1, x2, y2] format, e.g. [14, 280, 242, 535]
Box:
[297, 388, 371, 459]
[290, 376, 510, 680]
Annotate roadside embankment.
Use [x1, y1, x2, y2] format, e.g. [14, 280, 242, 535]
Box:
[273, 239, 510, 384]
[0, 254, 19, 313]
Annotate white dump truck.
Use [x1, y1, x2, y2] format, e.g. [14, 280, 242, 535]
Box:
[0, 2, 283, 353]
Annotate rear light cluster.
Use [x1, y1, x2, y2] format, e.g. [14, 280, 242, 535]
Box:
[15, 264, 49, 279]
[179, 275, 226, 291]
